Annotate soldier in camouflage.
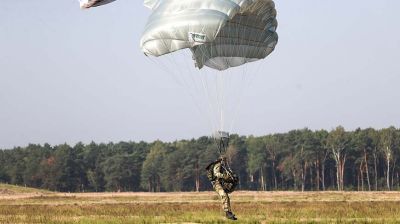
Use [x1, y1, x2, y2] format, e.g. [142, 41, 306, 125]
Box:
[211, 156, 237, 220]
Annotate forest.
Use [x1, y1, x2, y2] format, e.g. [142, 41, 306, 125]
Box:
[1, 126, 400, 192]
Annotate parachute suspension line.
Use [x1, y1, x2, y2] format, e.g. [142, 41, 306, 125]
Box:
[220, 13, 235, 134]
[213, 31, 220, 133]
[229, 10, 264, 133]
[229, 65, 251, 133]
[188, 22, 218, 132]
[187, 62, 217, 133]
[154, 33, 216, 132]
[191, 18, 225, 134]
[210, 53, 221, 134]
[197, 39, 224, 134]
[195, 37, 216, 133]
[219, 72, 225, 132]
[199, 69, 218, 133]
[190, 21, 229, 133]
[150, 33, 188, 88]
[183, 48, 216, 133]
[218, 18, 227, 134]
[214, 66, 220, 132]
[146, 55, 183, 87]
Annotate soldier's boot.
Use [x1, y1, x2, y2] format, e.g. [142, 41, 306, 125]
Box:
[226, 211, 237, 220]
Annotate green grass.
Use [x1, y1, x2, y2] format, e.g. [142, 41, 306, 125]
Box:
[2, 191, 400, 223]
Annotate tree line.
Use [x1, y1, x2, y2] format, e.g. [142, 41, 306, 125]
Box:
[1, 126, 400, 192]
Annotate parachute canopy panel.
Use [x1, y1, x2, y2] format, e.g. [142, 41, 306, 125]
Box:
[140, 0, 278, 71]
[79, 0, 117, 9]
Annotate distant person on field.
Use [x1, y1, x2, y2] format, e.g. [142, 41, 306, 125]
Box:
[206, 156, 239, 220]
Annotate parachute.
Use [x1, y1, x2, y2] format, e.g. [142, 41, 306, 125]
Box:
[140, 0, 278, 71]
[78, 0, 279, 145]
[140, 0, 278, 137]
[79, 0, 117, 9]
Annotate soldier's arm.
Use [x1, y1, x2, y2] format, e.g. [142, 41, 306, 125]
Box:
[213, 162, 224, 179]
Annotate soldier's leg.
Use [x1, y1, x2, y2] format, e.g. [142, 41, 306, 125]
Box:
[213, 181, 231, 212]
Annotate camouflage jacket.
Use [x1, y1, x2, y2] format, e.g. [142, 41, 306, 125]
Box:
[213, 161, 238, 193]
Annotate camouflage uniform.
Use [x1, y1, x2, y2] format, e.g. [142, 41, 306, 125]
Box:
[212, 161, 231, 212]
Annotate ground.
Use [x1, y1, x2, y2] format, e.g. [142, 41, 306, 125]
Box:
[1, 184, 400, 223]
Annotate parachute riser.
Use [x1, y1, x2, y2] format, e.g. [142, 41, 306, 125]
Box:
[213, 131, 230, 156]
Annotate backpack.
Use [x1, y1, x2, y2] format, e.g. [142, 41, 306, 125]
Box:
[205, 159, 220, 181]
[221, 172, 239, 193]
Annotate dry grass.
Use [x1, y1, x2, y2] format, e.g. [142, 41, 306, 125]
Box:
[2, 189, 400, 223]
[0, 183, 52, 195]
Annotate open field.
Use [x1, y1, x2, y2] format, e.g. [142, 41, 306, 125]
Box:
[2, 185, 400, 223]
[0, 183, 51, 195]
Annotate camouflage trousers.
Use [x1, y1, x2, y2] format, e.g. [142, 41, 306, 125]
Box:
[212, 180, 231, 212]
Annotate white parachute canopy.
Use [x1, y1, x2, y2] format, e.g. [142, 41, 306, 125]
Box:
[79, 0, 117, 9]
[140, 0, 278, 71]
[140, 0, 279, 133]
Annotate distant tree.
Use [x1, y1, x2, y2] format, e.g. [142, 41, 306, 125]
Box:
[379, 127, 399, 190]
[180, 139, 203, 192]
[227, 134, 248, 190]
[82, 142, 107, 192]
[22, 144, 49, 188]
[8, 147, 26, 185]
[2, 127, 400, 192]
[141, 141, 166, 192]
[353, 128, 376, 191]
[161, 141, 197, 192]
[246, 136, 267, 190]
[263, 134, 280, 190]
[314, 130, 329, 191]
[327, 126, 350, 191]
[0, 150, 10, 183]
[102, 152, 142, 192]
[297, 129, 317, 191]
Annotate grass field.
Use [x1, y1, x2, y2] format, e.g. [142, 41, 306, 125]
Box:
[2, 184, 400, 223]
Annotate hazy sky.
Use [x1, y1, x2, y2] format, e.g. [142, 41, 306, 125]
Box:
[1, 0, 399, 149]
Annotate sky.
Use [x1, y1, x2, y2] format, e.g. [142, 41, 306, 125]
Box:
[0, 0, 400, 149]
